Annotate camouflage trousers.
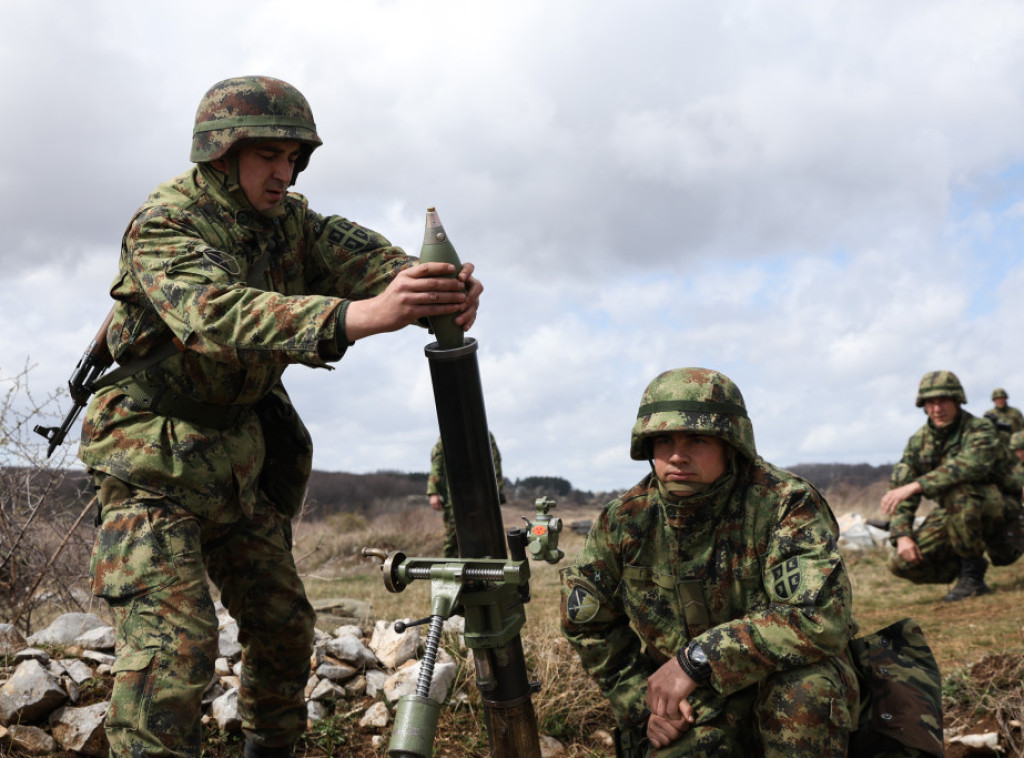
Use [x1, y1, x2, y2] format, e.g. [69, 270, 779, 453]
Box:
[888, 481, 1024, 584]
[440, 499, 459, 558]
[622, 655, 858, 757]
[89, 475, 315, 757]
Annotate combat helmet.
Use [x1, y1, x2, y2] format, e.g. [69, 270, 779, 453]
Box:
[630, 367, 756, 461]
[993, 388, 1009, 400]
[190, 76, 322, 183]
[915, 370, 966, 407]
[1010, 431, 1024, 451]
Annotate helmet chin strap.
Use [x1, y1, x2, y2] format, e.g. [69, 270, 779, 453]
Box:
[213, 153, 288, 219]
[649, 460, 713, 499]
[649, 446, 736, 502]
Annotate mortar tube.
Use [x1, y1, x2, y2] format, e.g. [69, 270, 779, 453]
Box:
[424, 338, 541, 758]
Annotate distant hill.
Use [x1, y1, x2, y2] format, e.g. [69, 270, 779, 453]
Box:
[786, 462, 891, 491]
[8, 463, 892, 519]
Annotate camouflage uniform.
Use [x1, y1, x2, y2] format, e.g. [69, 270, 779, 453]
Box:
[80, 77, 416, 757]
[887, 408, 1024, 583]
[887, 373, 1024, 595]
[426, 431, 505, 557]
[561, 369, 859, 757]
[984, 388, 1024, 447]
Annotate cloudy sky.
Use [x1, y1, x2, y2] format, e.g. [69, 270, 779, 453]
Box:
[4, 0, 1024, 494]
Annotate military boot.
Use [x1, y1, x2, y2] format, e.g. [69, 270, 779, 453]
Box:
[243, 739, 293, 758]
[944, 557, 991, 602]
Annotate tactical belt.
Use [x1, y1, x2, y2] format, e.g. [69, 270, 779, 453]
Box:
[117, 375, 254, 430]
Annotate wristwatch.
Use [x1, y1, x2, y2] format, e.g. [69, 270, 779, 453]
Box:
[676, 640, 713, 684]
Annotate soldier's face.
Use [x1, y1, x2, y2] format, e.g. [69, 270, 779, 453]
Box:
[232, 139, 302, 211]
[650, 432, 728, 494]
[923, 397, 958, 428]
[1015, 449, 1024, 464]
[995, 397, 1008, 408]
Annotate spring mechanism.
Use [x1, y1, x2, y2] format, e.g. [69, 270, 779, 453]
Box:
[406, 565, 508, 582]
[415, 615, 447, 698]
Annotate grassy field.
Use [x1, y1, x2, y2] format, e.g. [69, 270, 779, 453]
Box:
[289, 485, 1024, 757]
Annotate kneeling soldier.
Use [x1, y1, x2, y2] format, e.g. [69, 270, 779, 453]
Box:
[561, 367, 859, 756]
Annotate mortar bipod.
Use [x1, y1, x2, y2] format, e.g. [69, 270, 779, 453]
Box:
[361, 528, 533, 757]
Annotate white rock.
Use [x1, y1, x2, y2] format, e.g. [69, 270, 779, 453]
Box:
[539, 734, 567, 758]
[210, 687, 242, 733]
[949, 732, 1001, 749]
[365, 669, 387, 698]
[326, 633, 377, 668]
[72, 626, 116, 651]
[359, 701, 389, 728]
[48, 702, 109, 755]
[368, 619, 419, 669]
[384, 660, 457, 704]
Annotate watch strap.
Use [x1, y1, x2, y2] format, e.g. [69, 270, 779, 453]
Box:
[676, 642, 712, 684]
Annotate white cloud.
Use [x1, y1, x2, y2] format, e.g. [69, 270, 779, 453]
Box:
[4, 0, 1024, 493]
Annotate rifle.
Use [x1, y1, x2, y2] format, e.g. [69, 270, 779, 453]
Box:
[33, 308, 114, 458]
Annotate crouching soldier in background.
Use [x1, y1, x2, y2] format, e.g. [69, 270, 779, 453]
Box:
[984, 387, 1024, 447]
[1010, 430, 1024, 469]
[560, 367, 860, 756]
[881, 371, 1024, 602]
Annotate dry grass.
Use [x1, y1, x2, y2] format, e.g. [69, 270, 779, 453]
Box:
[291, 487, 1024, 756]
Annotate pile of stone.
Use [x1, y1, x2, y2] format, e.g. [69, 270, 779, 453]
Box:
[0, 599, 471, 756]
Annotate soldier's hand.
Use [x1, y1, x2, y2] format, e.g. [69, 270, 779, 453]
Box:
[453, 262, 482, 331]
[896, 536, 923, 564]
[344, 263, 475, 341]
[429, 494, 443, 511]
[646, 656, 697, 723]
[647, 712, 691, 749]
[880, 481, 922, 515]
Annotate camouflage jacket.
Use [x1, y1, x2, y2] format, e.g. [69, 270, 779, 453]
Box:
[79, 164, 414, 522]
[984, 404, 1024, 444]
[560, 459, 856, 730]
[426, 431, 505, 503]
[889, 409, 1024, 538]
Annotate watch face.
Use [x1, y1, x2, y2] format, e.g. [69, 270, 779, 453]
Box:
[690, 644, 708, 665]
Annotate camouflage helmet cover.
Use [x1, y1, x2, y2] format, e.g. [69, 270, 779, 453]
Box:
[992, 387, 1009, 400]
[630, 367, 756, 461]
[190, 76, 322, 172]
[1010, 430, 1024, 451]
[915, 370, 966, 407]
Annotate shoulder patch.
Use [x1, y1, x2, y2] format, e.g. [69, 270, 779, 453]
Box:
[566, 584, 601, 624]
[202, 249, 241, 276]
[770, 556, 803, 600]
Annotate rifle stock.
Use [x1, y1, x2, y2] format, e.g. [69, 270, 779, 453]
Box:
[34, 308, 115, 457]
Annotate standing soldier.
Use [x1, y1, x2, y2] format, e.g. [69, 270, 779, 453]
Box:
[560, 368, 859, 756]
[427, 430, 505, 557]
[881, 371, 1024, 601]
[985, 387, 1024, 447]
[80, 76, 482, 757]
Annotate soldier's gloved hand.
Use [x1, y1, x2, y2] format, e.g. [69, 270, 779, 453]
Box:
[647, 712, 691, 749]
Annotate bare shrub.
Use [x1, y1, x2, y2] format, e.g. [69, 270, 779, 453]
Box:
[0, 362, 98, 633]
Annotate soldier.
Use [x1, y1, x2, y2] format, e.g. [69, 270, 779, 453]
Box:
[984, 387, 1024, 446]
[79, 76, 482, 758]
[880, 371, 1024, 602]
[1012, 430, 1024, 466]
[427, 430, 505, 557]
[560, 368, 859, 756]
